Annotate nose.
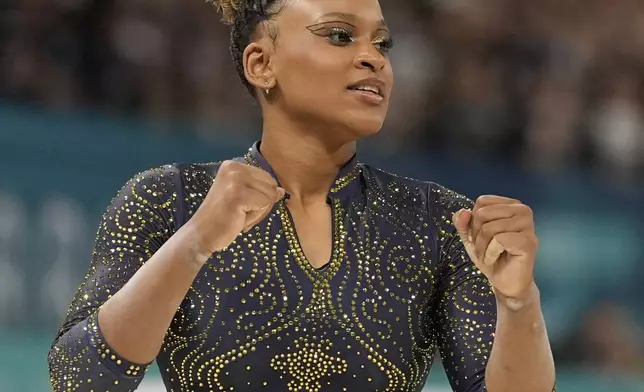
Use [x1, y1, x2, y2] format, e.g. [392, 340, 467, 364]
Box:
[353, 48, 386, 72]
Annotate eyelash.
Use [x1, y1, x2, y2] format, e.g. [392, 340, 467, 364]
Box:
[326, 27, 394, 53]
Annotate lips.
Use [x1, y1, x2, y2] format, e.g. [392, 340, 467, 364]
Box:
[348, 85, 381, 96]
[347, 78, 385, 98]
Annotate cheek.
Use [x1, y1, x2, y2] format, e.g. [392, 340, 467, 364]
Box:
[277, 44, 347, 94]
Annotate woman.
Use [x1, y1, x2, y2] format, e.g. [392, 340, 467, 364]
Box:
[48, 0, 556, 391]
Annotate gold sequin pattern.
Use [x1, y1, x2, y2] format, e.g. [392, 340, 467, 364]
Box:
[49, 153, 512, 392]
[270, 337, 348, 391]
[430, 184, 495, 390]
[48, 166, 180, 391]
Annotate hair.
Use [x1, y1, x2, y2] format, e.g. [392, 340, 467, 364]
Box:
[208, 0, 285, 97]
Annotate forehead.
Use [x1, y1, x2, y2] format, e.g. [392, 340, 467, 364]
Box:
[279, 0, 385, 26]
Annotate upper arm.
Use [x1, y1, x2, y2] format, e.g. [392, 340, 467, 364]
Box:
[52, 165, 183, 343]
[429, 183, 497, 392]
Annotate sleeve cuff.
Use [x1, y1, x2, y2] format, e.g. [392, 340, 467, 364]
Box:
[86, 311, 152, 379]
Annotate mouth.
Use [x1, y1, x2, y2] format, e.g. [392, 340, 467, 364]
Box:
[347, 80, 386, 106]
[347, 78, 385, 99]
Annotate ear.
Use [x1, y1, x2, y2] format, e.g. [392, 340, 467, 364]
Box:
[243, 38, 276, 92]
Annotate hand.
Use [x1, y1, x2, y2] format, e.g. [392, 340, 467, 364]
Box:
[452, 195, 539, 302]
[187, 160, 285, 257]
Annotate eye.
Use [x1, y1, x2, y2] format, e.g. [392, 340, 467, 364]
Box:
[327, 27, 354, 45]
[373, 37, 394, 53]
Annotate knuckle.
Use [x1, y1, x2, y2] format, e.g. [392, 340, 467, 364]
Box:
[219, 160, 238, 172]
[475, 206, 487, 218]
[515, 203, 533, 216]
[476, 195, 496, 205]
[474, 207, 488, 221]
[218, 161, 241, 179]
[479, 224, 492, 238]
[227, 169, 245, 182]
[255, 169, 277, 185]
[224, 182, 243, 197]
[476, 195, 492, 203]
[477, 195, 521, 205]
[529, 233, 539, 247]
[266, 175, 278, 187]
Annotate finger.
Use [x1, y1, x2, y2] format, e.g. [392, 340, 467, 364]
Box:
[452, 210, 479, 263]
[471, 204, 520, 241]
[244, 165, 279, 187]
[238, 186, 274, 212]
[471, 197, 516, 236]
[472, 195, 519, 220]
[453, 209, 473, 240]
[473, 216, 531, 260]
[239, 166, 287, 202]
[472, 204, 533, 245]
[473, 195, 521, 210]
[494, 232, 538, 256]
[482, 236, 505, 266]
[238, 175, 283, 204]
[244, 187, 285, 230]
[235, 167, 279, 191]
[220, 161, 278, 190]
[274, 187, 286, 202]
[243, 204, 273, 232]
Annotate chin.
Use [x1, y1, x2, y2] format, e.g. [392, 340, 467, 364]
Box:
[343, 112, 387, 138]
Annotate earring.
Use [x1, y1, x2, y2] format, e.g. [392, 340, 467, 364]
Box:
[264, 80, 271, 95]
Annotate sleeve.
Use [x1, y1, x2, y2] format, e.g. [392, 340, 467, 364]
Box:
[429, 183, 496, 392]
[47, 165, 182, 392]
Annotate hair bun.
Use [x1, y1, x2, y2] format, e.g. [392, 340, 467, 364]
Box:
[207, 0, 246, 25]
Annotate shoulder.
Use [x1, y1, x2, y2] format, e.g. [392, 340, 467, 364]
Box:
[127, 160, 227, 199]
[361, 163, 428, 195]
[175, 160, 224, 180]
[129, 160, 228, 190]
[117, 158, 245, 207]
[361, 164, 474, 214]
[107, 164, 184, 212]
[426, 182, 474, 214]
[113, 161, 218, 203]
[118, 164, 182, 196]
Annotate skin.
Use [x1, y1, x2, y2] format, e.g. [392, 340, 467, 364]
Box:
[454, 198, 555, 392]
[245, 0, 395, 152]
[95, 0, 555, 391]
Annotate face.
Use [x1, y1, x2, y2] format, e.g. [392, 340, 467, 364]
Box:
[248, 0, 394, 143]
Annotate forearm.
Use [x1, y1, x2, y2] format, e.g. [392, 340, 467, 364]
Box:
[485, 283, 555, 392]
[98, 222, 210, 364]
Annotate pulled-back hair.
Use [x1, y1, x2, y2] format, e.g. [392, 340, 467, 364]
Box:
[207, 0, 285, 96]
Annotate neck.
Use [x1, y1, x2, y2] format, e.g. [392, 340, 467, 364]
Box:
[260, 116, 356, 205]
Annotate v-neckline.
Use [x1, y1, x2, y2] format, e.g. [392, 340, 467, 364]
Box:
[278, 198, 344, 282]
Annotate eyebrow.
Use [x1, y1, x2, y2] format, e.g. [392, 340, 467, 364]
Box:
[313, 12, 389, 31]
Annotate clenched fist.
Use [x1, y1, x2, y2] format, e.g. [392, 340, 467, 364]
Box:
[452, 195, 539, 302]
[187, 160, 285, 259]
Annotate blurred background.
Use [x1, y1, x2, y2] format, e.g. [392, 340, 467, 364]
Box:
[1, 0, 644, 390]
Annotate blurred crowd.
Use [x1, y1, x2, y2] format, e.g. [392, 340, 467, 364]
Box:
[3, 0, 644, 185]
[2, 0, 644, 379]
